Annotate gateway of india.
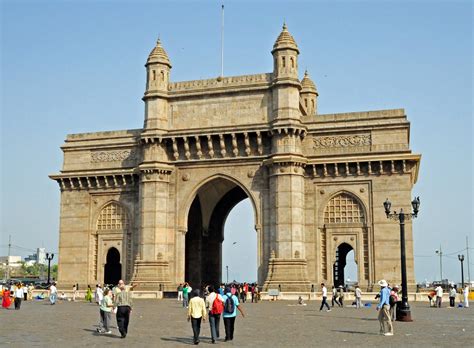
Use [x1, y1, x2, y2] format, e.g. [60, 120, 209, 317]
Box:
[50, 24, 421, 292]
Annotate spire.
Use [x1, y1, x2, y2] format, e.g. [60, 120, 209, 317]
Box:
[272, 22, 299, 54]
[147, 37, 172, 67]
[301, 70, 317, 94]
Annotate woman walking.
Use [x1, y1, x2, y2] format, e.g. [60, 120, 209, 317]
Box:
[206, 285, 224, 343]
[188, 289, 206, 345]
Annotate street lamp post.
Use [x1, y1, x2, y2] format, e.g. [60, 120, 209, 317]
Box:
[46, 253, 54, 285]
[458, 254, 465, 288]
[226, 265, 229, 284]
[435, 246, 443, 281]
[383, 196, 420, 322]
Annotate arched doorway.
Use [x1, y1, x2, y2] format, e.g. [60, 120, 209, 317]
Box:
[333, 243, 356, 288]
[104, 247, 122, 286]
[185, 177, 256, 288]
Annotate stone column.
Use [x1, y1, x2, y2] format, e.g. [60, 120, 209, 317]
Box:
[263, 158, 310, 292]
[132, 163, 174, 290]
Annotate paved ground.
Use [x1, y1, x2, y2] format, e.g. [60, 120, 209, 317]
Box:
[1, 298, 472, 347]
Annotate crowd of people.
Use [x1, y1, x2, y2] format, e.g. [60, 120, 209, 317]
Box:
[1, 277, 471, 341]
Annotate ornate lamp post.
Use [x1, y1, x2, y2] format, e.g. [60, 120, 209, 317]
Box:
[46, 252, 54, 285]
[458, 254, 465, 288]
[383, 196, 420, 322]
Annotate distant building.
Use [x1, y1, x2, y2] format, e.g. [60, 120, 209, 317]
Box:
[0, 256, 22, 268]
[24, 248, 47, 266]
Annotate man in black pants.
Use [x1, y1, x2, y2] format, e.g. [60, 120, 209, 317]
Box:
[222, 287, 245, 341]
[319, 283, 331, 312]
[114, 280, 133, 338]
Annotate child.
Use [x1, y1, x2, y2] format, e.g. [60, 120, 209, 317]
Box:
[97, 288, 114, 334]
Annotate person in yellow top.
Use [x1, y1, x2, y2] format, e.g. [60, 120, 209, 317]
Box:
[187, 289, 207, 345]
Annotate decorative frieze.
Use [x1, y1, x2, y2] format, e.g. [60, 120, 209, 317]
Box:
[313, 134, 371, 148]
[91, 149, 137, 163]
[308, 159, 416, 178]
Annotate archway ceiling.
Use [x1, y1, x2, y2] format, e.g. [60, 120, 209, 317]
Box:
[196, 179, 239, 232]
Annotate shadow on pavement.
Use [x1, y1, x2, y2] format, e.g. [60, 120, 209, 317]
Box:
[161, 336, 198, 345]
[82, 328, 122, 339]
[332, 330, 380, 336]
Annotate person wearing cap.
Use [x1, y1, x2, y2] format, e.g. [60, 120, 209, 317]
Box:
[376, 279, 393, 336]
[222, 287, 245, 341]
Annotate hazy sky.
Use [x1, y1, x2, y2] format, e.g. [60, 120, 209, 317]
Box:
[1, 0, 472, 284]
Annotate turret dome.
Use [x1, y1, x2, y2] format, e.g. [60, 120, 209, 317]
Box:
[301, 70, 318, 94]
[147, 38, 172, 67]
[272, 23, 299, 54]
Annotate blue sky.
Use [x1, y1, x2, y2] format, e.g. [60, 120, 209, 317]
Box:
[1, 0, 472, 284]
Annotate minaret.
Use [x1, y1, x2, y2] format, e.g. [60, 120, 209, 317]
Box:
[300, 70, 318, 116]
[271, 23, 301, 124]
[143, 38, 171, 131]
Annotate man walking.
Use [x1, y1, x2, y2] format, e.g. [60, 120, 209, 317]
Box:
[14, 283, 24, 310]
[222, 287, 245, 341]
[188, 289, 207, 345]
[49, 282, 58, 305]
[376, 279, 393, 336]
[177, 283, 184, 302]
[114, 280, 133, 338]
[435, 284, 443, 308]
[355, 285, 362, 309]
[319, 283, 331, 312]
[206, 285, 224, 343]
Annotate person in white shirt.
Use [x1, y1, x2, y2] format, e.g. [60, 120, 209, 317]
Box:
[463, 285, 470, 308]
[319, 283, 331, 312]
[355, 285, 362, 309]
[435, 285, 443, 308]
[49, 282, 58, 305]
[14, 283, 24, 310]
[22, 284, 28, 301]
[95, 284, 104, 305]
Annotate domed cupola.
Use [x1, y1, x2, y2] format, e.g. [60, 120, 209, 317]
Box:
[272, 23, 299, 79]
[300, 70, 318, 115]
[147, 38, 172, 68]
[272, 23, 299, 54]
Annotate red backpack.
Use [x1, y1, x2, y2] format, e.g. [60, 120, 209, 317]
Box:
[211, 295, 224, 314]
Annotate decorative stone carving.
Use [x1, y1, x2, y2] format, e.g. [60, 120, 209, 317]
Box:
[182, 173, 190, 181]
[313, 134, 371, 148]
[91, 149, 136, 163]
[247, 170, 255, 178]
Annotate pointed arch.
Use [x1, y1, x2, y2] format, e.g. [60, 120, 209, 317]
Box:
[96, 201, 129, 230]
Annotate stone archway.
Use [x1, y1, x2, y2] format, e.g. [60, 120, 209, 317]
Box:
[104, 247, 122, 286]
[333, 242, 355, 288]
[184, 177, 256, 288]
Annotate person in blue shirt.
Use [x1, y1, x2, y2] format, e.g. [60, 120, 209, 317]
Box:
[376, 279, 393, 336]
[222, 287, 245, 341]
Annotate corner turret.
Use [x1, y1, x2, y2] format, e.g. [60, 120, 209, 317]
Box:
[272, 23, 299, 80]
[300, 70, 318, 115]
[143, 38, 171, 131]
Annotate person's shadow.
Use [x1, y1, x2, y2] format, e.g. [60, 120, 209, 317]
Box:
[331, 329, 380, 336]
[160, 336, 200, 345]
[82, 328, 122, 339]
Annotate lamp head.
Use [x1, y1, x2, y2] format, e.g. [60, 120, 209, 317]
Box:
[458, 254, 464, 262]
[411, 196, 420, 216]
[383, 198, 391, 217]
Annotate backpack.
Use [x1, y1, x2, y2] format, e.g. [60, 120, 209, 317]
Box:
[211, 295, 224, 314]
[224, 295, 235, 314]
[389, 294, 396, 306]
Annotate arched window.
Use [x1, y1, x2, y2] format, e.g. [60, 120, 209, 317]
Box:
[161, 70, 165, 81]
[152, 70, 156, 81]
[290, 57, 294, 68]
[97, 202, 129, 230]
[305, 98, 308, 108]
[324, 193, 365, 224]
[282, 56, 286, 68]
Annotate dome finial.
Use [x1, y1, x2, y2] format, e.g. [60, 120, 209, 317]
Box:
[304, 69, 309, 76]
[283, 21, 287, 30]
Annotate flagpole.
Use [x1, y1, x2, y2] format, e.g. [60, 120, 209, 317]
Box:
[221, 4, 224, 77]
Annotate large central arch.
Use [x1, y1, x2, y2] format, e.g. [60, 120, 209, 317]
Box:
[185, 176, 257, 288]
